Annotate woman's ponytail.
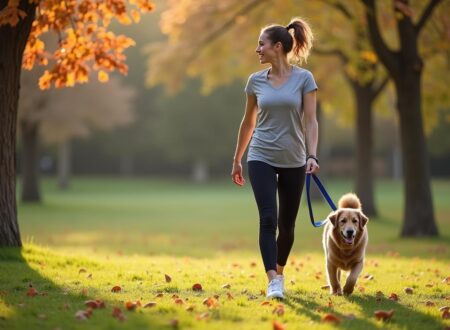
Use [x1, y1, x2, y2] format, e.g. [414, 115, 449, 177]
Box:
[286, 18, 313, 64]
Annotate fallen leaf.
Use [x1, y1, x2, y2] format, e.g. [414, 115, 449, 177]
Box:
[404, 287, 413, 294]
[174, 298, 184, 305]
[226, 292, 234, 300]
[111, 286, 122, 293]
[214, 294, 220, 300]
[376, 291, 384, 298]
[27, 288, 38, 297]
[222, 283, 231, 289]
[75, 310, 90, 321]
[322, 313, 341, 323]
[328, 299, 333, 308]
[165, 274, 172, 283]
[79, 268, 87, 274]
[273, 319, 286, 330]
[112, 307, 126, 322]
[374, 310, 394, 321]
[84, 300, 105, 309]
[125, 300, 141, 310]
[144, 302, 157, 308]
[425, 301, 435, 307]
[250, 262, 257, 267]
[171, 294, 179, 299]
[185, 305, 195, 312]
[365, 274, 374, 280]
[192, 283, 203, 291]
[388, 293, 399, 301]
[155, 293, 164, 298]
[321, 285, 330, 290]
[439, 306, 449, 312]
[37, 314, 47, 320]
[442, 277, 450, 284]
[196, 312, 209, 320]
[202, 297, 218, 308]
[260, 289, 266, 296]
[425, 283, 433, 288]
[261, 300, 271, 306]
[290, 279, 295, 285]
[272, 304, 284, 316]
[80, 288, 88, 296]
[443, 310, 450, 319]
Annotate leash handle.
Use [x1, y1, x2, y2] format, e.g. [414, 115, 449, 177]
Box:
[306, 173, 337, 227]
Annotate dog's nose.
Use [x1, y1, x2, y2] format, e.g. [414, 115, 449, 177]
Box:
[346, 230, 354, 237]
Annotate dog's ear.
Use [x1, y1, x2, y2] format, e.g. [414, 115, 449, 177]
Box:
[328, 211, 339, 227]
[359, 211, 369, 229]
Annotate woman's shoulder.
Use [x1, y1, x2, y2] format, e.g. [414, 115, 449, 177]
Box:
[293, 65, 314, 77]
[248, 67, 270, 81]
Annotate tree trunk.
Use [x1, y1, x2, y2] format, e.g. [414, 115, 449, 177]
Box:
[57, 140, 71, 190]
[0, 0, 36, 246]
[354, 88, 377, 216]
[396, 75, 438, 236]
[20, 120, 41, 202]
[119, 154, 134, 177]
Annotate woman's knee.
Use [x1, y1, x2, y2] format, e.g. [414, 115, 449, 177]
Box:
[259, 213, 277, 233]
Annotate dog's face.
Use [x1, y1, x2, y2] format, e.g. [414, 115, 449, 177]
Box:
[328, 209, 368, 245]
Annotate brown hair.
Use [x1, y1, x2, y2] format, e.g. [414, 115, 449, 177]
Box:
[262, 18, 313, 64]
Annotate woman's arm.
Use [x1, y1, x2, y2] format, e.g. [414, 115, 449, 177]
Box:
[303, 90, 320, 174]
[231, 94, 258, 186]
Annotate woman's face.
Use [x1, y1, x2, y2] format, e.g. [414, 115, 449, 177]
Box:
[255, 32, 277, 64]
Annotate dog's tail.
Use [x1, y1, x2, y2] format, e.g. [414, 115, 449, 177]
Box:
[338, 193, 361, 209]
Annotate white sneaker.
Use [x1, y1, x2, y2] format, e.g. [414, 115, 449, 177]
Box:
[267, 277, 284, 299]
[276, 274, 285, 293]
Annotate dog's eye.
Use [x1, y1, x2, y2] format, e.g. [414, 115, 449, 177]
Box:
[352, 219, 357, 224]
[340, 219, 346, 223]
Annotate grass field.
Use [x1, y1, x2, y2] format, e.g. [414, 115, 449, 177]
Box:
[1, 177, 449, 329]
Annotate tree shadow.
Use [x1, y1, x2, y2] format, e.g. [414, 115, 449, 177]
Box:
[0, 247, 162, 329]
[284, 291, 446, 329]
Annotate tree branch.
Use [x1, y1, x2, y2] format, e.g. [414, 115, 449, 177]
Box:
[318, 0, 353, 20]
[416, 0, 442, 36]
[360, 0, 398, 77]
[313, 46, 349, 64]
[373, 75, 389, 98]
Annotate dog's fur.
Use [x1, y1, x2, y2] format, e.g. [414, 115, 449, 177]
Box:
[322, 193, 369, 295]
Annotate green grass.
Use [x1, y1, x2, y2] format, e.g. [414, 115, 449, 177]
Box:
[1, 177, 449, 329]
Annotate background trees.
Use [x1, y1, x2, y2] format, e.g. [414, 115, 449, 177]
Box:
[0, 0, 154, 246]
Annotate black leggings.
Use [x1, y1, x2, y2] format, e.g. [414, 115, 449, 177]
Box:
[248, 161, 306, 272]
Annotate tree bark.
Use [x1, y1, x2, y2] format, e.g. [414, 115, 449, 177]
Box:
[20, 120, 41, 202]
[57, 140, 71, 190]
[0, 0, 36, 246]
[354, 87, 377, 216]
[362, 0, 440, 236]
[397, 74, 438, 236]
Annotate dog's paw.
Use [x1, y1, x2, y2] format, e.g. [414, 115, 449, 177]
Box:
[343, 285, 354, 295]
[331, 287, 342, 296]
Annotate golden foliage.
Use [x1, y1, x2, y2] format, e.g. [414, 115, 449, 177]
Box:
[0, 0, 154, 89]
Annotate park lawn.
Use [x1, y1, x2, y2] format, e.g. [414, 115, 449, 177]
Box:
[0, 245, 449, 330]
[0, 177, 449, 329]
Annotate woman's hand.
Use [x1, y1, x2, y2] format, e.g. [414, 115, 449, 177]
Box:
[231, 162, 246, 186]
[306, 158, 320, 174]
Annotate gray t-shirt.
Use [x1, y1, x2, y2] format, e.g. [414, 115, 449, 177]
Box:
[245, 65, 318, 167]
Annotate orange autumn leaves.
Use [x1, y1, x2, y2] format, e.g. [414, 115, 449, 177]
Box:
[0, 0, 154, 89]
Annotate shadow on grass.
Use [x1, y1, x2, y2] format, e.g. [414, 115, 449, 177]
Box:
[284, 291, 446, 330]
[0, 247, 162, 329]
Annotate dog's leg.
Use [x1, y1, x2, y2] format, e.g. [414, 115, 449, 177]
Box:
[327, 262, 342, 295]
[343, 261, 363, 295]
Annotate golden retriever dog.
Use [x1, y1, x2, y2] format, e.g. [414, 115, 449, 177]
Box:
[322, 193, 369, 295]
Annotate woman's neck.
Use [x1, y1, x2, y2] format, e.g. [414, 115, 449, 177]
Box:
[269, 58, 291, 77]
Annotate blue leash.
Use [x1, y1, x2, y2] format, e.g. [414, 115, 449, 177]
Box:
[305, 173, 337, 227]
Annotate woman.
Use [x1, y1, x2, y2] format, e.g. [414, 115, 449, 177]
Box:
[231, 18, 320, 299]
